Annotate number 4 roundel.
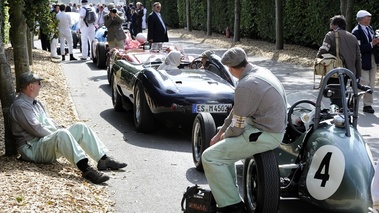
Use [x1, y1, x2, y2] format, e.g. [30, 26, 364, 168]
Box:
[306, 145, 345, 200]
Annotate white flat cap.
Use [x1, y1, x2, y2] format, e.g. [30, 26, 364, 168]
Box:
[221, 47, 247, 67]
[357, 10, 371, 18]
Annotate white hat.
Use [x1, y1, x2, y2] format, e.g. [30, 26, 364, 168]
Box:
[356, 10, 371, 18]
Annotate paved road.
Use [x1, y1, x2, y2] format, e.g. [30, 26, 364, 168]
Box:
[59, 35, 379, 213]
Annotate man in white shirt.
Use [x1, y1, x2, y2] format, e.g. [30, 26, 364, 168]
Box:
[79, 0, 97, 60]
[56, 4, 77, 61]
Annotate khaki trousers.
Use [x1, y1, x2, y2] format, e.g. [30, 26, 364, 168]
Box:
[361, 54, 377, 107]
[18, 122, 107, 167]
[202, 124, 283, 207]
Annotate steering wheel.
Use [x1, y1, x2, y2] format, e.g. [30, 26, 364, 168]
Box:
[188, 57, 204, 69]
[288, 100, 316, 135]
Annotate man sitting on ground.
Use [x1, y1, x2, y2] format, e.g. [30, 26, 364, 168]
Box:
[10, 72, 127, 184]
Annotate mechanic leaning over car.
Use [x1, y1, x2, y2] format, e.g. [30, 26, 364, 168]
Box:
[9, 72, 127, 184]
[56, 4, 77, 61]
[201, 47, 287, 213]
[103, 3, 126, 50]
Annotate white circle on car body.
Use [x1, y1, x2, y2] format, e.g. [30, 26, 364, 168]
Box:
[306, 145, 345, 200]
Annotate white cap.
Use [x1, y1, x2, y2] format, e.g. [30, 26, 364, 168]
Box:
[356, 10, 371, 18]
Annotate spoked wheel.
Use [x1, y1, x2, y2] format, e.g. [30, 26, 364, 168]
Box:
[111, 73, 124, 112]
[191, 113, 216, 172]
[133, 82, 154, 133]
[243, 150, 280, 213]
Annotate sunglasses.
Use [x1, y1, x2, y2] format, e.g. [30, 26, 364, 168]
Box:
[33, 81, 41, 86]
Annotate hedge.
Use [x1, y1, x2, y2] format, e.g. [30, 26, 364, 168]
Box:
[159, 0, 379, 49]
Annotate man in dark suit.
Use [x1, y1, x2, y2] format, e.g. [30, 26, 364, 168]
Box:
[147, 2, 168, 44]
[352, 10, 379, 113]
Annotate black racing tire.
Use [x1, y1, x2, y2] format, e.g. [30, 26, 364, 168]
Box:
[79, 39, 82, 53]
[96, 43, 107, 69]
[243, 150, 280, 213]
[72, 32, 78, 49]
[107, 65, 112, 85]
[111, 72, 124, 112]
[91, 41, 97, 63]
[106, 54, 111, 84]
[133, 82, 154, 133]
[191, 113, 216, 172]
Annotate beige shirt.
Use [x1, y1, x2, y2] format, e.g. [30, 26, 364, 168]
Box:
[221, 63, 287, 138]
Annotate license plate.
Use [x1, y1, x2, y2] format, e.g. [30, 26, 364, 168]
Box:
[192, 104, 232, 113]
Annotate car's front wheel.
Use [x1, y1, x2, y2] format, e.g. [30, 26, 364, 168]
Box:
[243, 151, 280, 213]
[111, 73, 124, 112]
[133, 82, 154, 133]
[191, 112, 216, 171]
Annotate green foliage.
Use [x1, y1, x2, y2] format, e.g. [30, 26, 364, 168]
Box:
[173, 0, 379, 48]
[160, 0, 179, 27]
[23, 0, 58, 40]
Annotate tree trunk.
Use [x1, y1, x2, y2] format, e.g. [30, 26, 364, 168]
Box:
[340, 0, 347, 17]
[275, 0, 284, 50]
[0, 0, 17, 156]
[233, 0, 241, 43]
[206, 0, 212, 36]
[9, 0, 29, 91]
[27, 28, 33, 65]
[186, 0, 192, 31]
[345, 0, 354, 31]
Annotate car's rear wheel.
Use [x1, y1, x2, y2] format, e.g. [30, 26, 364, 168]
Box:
[96, 43, 107, 69]
[72, 32, 78, 49]
[243, 151, 280, 213]
[191, 113, 216, 171]
[111, 73, 124, 112]
[133, 82, 154, 133]
[91, 41, 97, 63]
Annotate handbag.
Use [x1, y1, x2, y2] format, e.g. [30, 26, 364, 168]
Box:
[181, 185, 217, 213]
[314, 31, 344, 88]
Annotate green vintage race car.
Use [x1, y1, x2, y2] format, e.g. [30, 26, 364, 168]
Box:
[192, 68, 375, 213]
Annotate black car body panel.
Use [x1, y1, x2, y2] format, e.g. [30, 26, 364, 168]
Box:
[111, 49, 235, 129]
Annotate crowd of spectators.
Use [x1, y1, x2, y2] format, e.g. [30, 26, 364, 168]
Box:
[41, 1, 151, 60]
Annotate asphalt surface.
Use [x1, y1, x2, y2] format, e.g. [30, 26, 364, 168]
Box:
[54, 34, 379, 213]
